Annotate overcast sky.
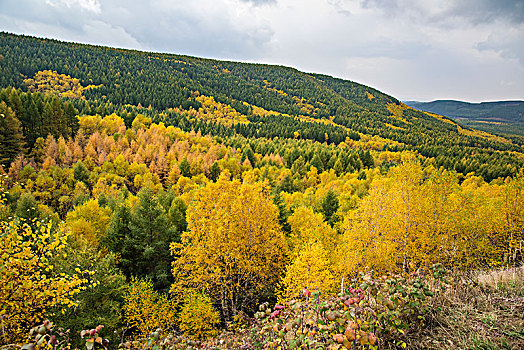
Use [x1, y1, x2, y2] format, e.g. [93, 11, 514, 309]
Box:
[1, 0, 523, 102]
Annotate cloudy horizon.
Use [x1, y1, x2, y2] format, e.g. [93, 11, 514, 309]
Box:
[1, 0, 523, 103]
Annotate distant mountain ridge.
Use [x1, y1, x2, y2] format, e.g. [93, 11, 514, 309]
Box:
[404, 99, 524, 136]
[404, 100, 524, 121]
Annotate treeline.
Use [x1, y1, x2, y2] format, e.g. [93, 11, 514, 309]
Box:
[0, 87, 78, 148]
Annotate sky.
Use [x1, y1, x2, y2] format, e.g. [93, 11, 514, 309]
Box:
[0, 0, 523, 102]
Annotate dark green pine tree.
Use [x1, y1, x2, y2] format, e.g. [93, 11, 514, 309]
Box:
[333, 159, 344, 176]
[15, 192, 40, 222]
[279, 173, 296, 193]
[273, 190, 291, 234]
[349, 153, 362, 172]
[241, 144, 256, 167]
[291, 156, 306, 177]
[0, 102, 25, 168]
[179, 157, 191, 177]
[327, 154, 337, 170]
[209, 161, 221, 182]
[20, 96, 41, 147]
[129, 187, 177, 292]
[101, 202, 134, 270]
[64, 102, 79, 137]
[310, 154, 324, 172]
[73, 160, 90, 185]
[321, 190, 339, 227]
[8, 88, 23, 119]
[168, 198, 188, 234]
[359, 149, 374, 168]
[43, 96, 65, 138]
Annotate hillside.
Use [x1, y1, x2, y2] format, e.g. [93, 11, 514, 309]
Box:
[405, 100, 524, 137]
[1, 32, 523, 181]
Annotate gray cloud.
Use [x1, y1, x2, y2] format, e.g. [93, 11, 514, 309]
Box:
[476, 24, 524, 65]
[361, 0, 524, 25]
[239, 0, 277, 5]
[448, 0, 524, 25]
[0, 0, 275, 60]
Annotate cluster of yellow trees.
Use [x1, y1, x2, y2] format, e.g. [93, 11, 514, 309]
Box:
[170, 94, 249, 125]
[342, 154, 523, 272]
[280, 154, 523, 301]
[23, 70, 98, 99]
[171, 176, 287, 322]
[171, 156, 523, 330]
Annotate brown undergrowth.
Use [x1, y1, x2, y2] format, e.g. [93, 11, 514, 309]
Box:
[412, 267, 524, 350]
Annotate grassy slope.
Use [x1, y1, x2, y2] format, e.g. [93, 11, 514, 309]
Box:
[416, 267, 524, 350]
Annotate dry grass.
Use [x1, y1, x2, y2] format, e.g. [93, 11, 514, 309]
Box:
[410, 267, 524, 350]
[477, 267, 524, 291]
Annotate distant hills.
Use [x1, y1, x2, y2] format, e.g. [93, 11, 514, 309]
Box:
[405, 100, 524, 136]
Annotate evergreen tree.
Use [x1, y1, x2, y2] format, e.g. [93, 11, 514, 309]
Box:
[241, 144, 256, 167]
[20, 96, 40, 147]
[64, 102, 79, 137]
[73, 160, 90, 184]
[168, 197, 187, 234]
[129, 187, 177, 292]
[15, 192, 40, 222]
[310, 154, 324, 172]
[8, 88, 22, 119]
[291, 156, 306, 177]
[179, 158, 191, 178]
[102, 202, 134, 270]
[279, 174, 296, 193]
[0, 102, 25, 168]
[273, 190, 291, 234]
[359, 149, 374, 168]
[321, 190, 339, 227]
[209, 161, 221, 182]
[333, 159, 344, 176]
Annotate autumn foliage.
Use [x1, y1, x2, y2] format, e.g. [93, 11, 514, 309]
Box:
[0, 216, 89, 343]
[123, 278, 177, 338]
[24, 70, 98, 99]
[171, 174, 288, 322]
[177, 291, 220, 340]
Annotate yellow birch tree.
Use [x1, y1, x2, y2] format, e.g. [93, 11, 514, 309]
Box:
[171, 174, 287, 322]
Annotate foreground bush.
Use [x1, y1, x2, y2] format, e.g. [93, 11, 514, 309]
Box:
[123, 279, 177, 339]
[251, 264, 446, 349]
[177, 291, 220, 340]
[7, 264, 524, 350]
[116, 265, 446, 350]
[0, 219, 89, 344]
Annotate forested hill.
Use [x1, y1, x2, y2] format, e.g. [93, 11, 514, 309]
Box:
[405, 100, 524, 137]
[1, 31, 523, 180]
